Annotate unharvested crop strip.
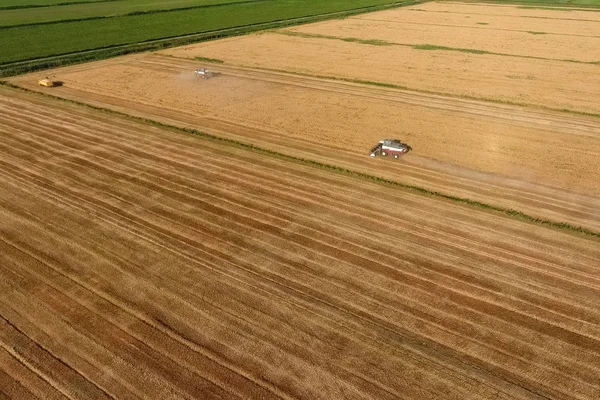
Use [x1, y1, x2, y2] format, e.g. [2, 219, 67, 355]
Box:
[1, 82, 598, 239]
[274, 30, 600, 64]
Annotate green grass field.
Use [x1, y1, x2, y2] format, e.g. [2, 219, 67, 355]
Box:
[0, 0, 113, 9]
[0, 0, 263, 26]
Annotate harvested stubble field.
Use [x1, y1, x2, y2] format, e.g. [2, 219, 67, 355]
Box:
[3, 1, 600, 399]
[1, 87, 600, 400]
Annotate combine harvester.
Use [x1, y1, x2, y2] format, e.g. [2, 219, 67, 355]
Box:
[370, 139, 411, 159]
[195, 68, 212, 79]
[38, 78, 61, 87]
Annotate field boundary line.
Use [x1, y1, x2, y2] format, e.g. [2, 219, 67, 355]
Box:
[1, 81, 598, 239]
[0, 0, 422, 77]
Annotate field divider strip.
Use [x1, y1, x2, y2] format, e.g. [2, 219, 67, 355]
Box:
[272, 30, 600, 65]
[1, 81, 598, 239]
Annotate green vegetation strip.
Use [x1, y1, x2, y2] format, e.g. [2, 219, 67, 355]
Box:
[195, 56, 224, 63]
[274, 30, 600, 65]
[0, 0, 272, 29]
[2, 81, 598, 239]
[0, 0, 119, 11]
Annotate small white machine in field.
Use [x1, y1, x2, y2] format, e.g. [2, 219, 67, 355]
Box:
[195, 68, 212, 79]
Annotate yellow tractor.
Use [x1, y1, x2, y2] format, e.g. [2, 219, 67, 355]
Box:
[38, 78, 60, 87]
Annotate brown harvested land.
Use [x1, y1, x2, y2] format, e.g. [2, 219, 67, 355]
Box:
[1, 87, 600, 400]
[9, 54, 600, 233]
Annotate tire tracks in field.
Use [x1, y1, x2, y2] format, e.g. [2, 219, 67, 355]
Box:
[0, 315, 112, 400]
[0, 175, 454, 400]
[0, 128, 568, 396]
[0, 168, 544, 400]
[0, 256, 177, 400]
[1, 111, 600, 398]
[0, 248, 274, 400]
[0, 346, 68, 400]
[0, 219, 289, 400]
[0, 137, 492, 396]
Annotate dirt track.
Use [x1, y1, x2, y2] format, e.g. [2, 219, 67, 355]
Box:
[1, 88, 600, 399]
[10, 54, 600, 232]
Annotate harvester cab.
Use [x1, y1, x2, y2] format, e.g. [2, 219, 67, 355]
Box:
[370, 139, 411, 159]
